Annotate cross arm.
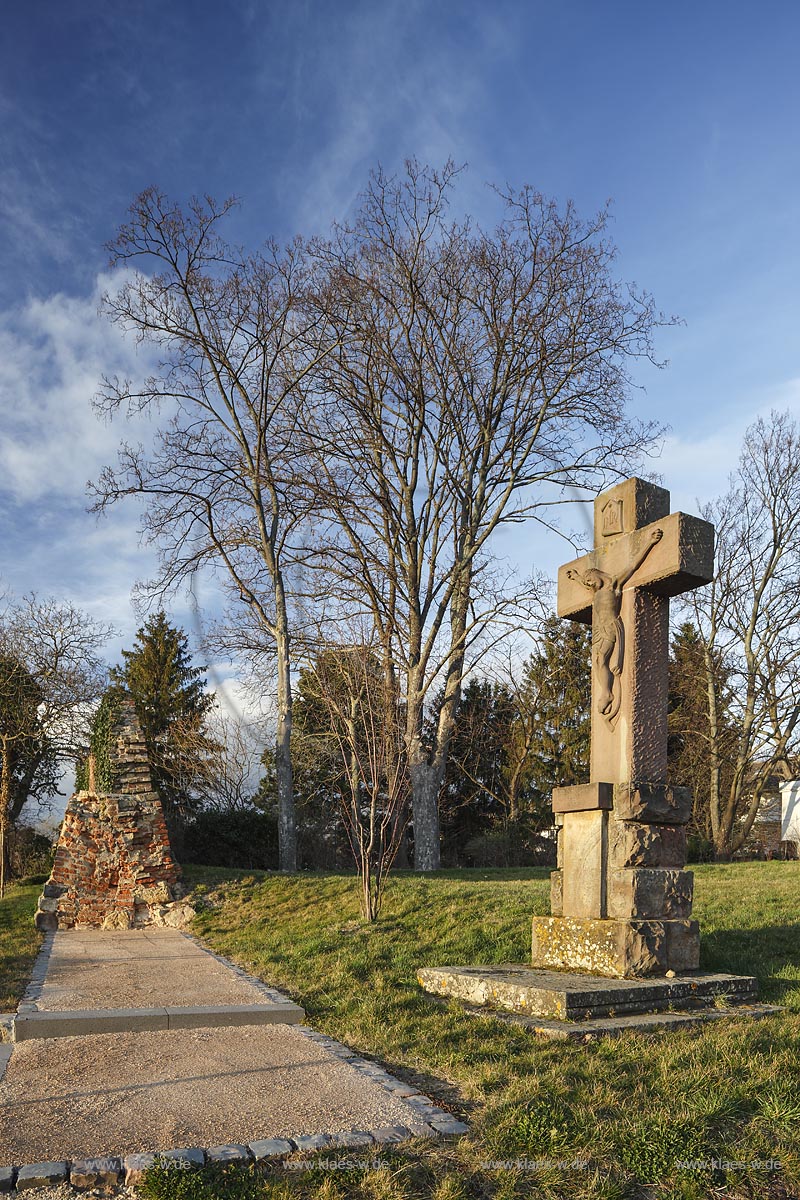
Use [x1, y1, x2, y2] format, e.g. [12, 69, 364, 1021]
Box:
[557, 512, 715, 624]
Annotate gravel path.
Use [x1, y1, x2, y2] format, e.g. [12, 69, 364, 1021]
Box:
[0, 1024, 421, 1163]
[2, 927, 452, 1180]
[29, 929, 269, 1011]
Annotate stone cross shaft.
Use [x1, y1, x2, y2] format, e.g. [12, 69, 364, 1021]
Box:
[532, 477, 715, 977]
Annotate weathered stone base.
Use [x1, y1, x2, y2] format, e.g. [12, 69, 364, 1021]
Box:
[456, 998, 782, 1041]
[531, 914, 700, 977]
[417, 964, 759, 1020]
[34, 872, 190, 933]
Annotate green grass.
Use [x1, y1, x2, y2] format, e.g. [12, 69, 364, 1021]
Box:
[0, 879, 43, 1012]
[140, 1161, 268, 1200]
[177, 862, 800, 1200]
[3, 865, 798, 1197]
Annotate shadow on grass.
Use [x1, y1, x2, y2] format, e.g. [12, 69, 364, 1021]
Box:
[701, 924, 800, 1004]
[392, 867, 552, 882]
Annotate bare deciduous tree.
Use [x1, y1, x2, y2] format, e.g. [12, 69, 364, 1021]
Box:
[92, 169, 668, 878]
[305, 161, 666, 869]
[686, 410, 800, 858]
[0, 594, 112, 893]
[297, 639, 409, 920]
[171, 710, 265, 812]
[0, 654, 43, 896]
[91, 190, 331, 870]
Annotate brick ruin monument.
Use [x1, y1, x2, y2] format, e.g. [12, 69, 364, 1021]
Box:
[35, 698, 191, 931]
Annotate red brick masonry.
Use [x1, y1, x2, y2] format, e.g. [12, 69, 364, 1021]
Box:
[35, 700, 182, 930]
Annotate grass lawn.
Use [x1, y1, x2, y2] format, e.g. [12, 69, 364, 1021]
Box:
[2, 865, 798, 1198]
[0, 880, 42, 1013]
[177, 862, 800, 1200]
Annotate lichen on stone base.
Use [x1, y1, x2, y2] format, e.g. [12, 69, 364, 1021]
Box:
[531, 915, 700, 978]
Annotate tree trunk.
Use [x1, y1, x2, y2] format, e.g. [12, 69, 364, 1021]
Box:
[0, 738, 9, 898]
[507, 764, 522, 824]
[703, 640, 728, 857]
[274, 580, 297, 872]
[393, 824, 410, 869]
[409, 759, 443, 871]
[407, 577, 470, 872]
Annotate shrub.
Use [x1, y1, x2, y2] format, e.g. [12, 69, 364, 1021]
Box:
[75, 692, 120, 792]
[181, 809, 278, 870]
[8, 824, 54, 879]
[463, 827, 556, 868]
[687, 833, 715, 863]
[140, 1161, 266, 1200]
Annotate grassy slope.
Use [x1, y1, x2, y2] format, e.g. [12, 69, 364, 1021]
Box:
[0, 881, 42, 1012]
[183, 863, 800, 1200]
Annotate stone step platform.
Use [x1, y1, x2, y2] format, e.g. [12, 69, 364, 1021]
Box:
[417, 964, 761, 1021]
[456, 999, 783, 1041]
[12, 1001, 305, 1042]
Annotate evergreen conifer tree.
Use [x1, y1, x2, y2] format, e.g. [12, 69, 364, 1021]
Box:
[435, 620, 591, 863]
[667, 620, 738, 846]
[437, 678, 517, 859]
[109, 612, 215, 840]
[516, 617, 592, 814]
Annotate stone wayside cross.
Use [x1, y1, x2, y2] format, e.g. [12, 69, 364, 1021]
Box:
[532, 477, 715, 977]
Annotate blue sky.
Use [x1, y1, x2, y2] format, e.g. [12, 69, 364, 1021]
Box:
[1, 0, 799, 709]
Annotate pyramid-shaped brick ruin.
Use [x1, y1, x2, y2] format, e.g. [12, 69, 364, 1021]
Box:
[35, 697, 185, 930]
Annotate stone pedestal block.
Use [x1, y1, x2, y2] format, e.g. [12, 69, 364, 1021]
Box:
[613, 782, 692, 824]
[552, 783, 613, 812]
[607, 868, 694, 919]
[608, 820, 686, 868]
[531, 914, 700, 977]
[550, 871, 563, 916]
[560, 810, 608, 918]
[665, 919, 701, 971]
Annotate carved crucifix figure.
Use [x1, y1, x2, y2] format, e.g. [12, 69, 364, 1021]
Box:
[556, 480, 714, 786]
[566, 526, 663, 722]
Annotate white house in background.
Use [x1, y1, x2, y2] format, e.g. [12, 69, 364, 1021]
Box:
[780, 781, 800, 847]
[740, 774, 799, 857]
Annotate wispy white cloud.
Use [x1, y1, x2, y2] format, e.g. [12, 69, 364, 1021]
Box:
[0, 270, 156, 503]
[654, 377, 800, 514]
[0, 270, 177, 668]
[0, 265, 228, 818]
[271, 0, 512, 232]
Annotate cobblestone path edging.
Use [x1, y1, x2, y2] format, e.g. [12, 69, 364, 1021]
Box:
[15, 933, 55, 1013]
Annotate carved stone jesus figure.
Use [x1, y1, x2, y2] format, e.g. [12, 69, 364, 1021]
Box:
[567, 527, 663, 721]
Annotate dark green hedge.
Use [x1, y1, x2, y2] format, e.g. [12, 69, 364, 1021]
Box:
[181, 809, 278, 870]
